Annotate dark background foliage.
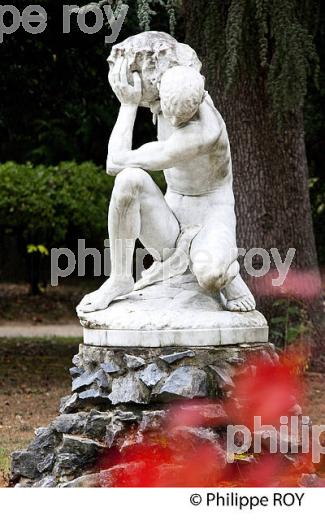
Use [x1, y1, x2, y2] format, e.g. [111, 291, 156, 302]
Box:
[0, 0, 324, 266]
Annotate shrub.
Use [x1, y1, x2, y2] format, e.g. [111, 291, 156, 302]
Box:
[0, 161, 114, 245]
[0, 161, 112, 292]
[0, 162, 167, 293]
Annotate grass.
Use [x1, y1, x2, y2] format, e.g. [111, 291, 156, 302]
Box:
[0, 337, 79, 487]
[0, 447, 10, 484]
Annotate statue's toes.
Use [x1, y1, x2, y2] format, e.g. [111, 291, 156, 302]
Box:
[226, 296, 256, 312]
[76, 295, 92, 313]
[77, 302, 91, 313]
[228, 302, 242, 312]
[240, 297, 253, 312]
[245, 295, 256, 311]
[78, 300, 101, 313]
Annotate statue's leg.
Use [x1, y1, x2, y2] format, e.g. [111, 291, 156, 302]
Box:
[77, 168, 180, 313]
[221, 273, 256, 311]
[190, 206, 256, 312]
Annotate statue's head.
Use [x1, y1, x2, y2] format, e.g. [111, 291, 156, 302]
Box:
[159, 66, 205, 127]
[108, 31, 202, 108]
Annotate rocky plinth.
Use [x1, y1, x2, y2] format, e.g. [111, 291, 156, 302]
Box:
[11, 342, 318, 488]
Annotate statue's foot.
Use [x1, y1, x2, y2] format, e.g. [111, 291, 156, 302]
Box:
[222, 274, 256, 312]
[77, 276, 134, 314]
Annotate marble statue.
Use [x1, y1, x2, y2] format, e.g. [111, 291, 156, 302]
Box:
[11, 33, 271, 489]
[77, 31, 257, 317]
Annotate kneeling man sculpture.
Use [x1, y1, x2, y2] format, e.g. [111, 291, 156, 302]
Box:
[77, 31, 268, 348]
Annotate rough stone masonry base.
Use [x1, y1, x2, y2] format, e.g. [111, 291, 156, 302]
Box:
[12, 343, 278, 487]
[11, 342, 316, 488]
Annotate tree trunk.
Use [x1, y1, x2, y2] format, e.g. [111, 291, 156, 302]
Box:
[183, 0, 324, 369]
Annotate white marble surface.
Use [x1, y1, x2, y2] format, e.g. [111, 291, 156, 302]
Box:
[77, 32, 268, 347]
[79, 274, 268, 347]
[77, 32, 258, 316]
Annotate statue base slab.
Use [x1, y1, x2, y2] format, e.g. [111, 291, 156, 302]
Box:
[78, 274, 269, 347]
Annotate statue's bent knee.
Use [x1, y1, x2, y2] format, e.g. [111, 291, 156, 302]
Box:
[113, 168, 148, 207]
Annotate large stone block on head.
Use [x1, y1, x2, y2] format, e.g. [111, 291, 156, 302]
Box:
[108, 31, 202, 108]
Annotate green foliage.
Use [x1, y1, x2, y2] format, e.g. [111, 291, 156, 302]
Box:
[137, 0, 154, 30]
[0, 161, 113, 247]
[309, 176, 325, 263]
[0, 161, 167, 290]
[255, 0, 269, 68]
[309, 177, 325, 216]
[166, 0, 179, 35]
[27, 244, 49, 256]
[135, 0, 179, 33]
[224, 0, 246, 89]
[184, 0, 320, 120]
[0, 162, 167, 249]
[0, 0, 143, 165]
[268, 0, 319, 117]
[269, 298, 310, 348]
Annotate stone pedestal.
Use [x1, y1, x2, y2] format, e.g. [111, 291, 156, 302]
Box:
[79, 274, 269, 347]
[11, 277, 316, 487]
[12, 342, 283, 487]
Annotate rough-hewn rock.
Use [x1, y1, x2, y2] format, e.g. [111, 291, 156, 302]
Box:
[175, 403, 229, 427]
[105, 420, 126, 448]
[84, 411, 112, 439]
[114, 410, 139, 422]
[299, 474, 325, 487]
[109, 373, 149, 405]
[72, 369, 110, 392]
[209, 364, 234, 390]
[53, 436, 103, 476]
[99, 462, 146, 487]
[124, 354, 146, 369]
[160, 350, 196, 364]
[12, 428, 60, 481]
[78, 388, 111, 405]
[12, 451, 42, 480]
[33, 476, 57, 488]
[157, 366, 207, 399]
[70, 367, 84, 378]
[139, 363, 167, 388]
[100, 361, 121, 374]
[62, 473, 101, 488]
[60, 393, 80, 414]
[72, 354, 81, 365]
[139, 410, 167, 432]
[52, 413, 88, 435]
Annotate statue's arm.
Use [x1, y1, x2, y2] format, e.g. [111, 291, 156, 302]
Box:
[106, 104, 137, 176]
[109, 125, 218, 172]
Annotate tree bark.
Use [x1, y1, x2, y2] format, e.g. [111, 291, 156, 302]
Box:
[183, 0, 324, 369]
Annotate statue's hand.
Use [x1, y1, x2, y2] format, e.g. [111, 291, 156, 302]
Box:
[109, 57, 142, 106]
